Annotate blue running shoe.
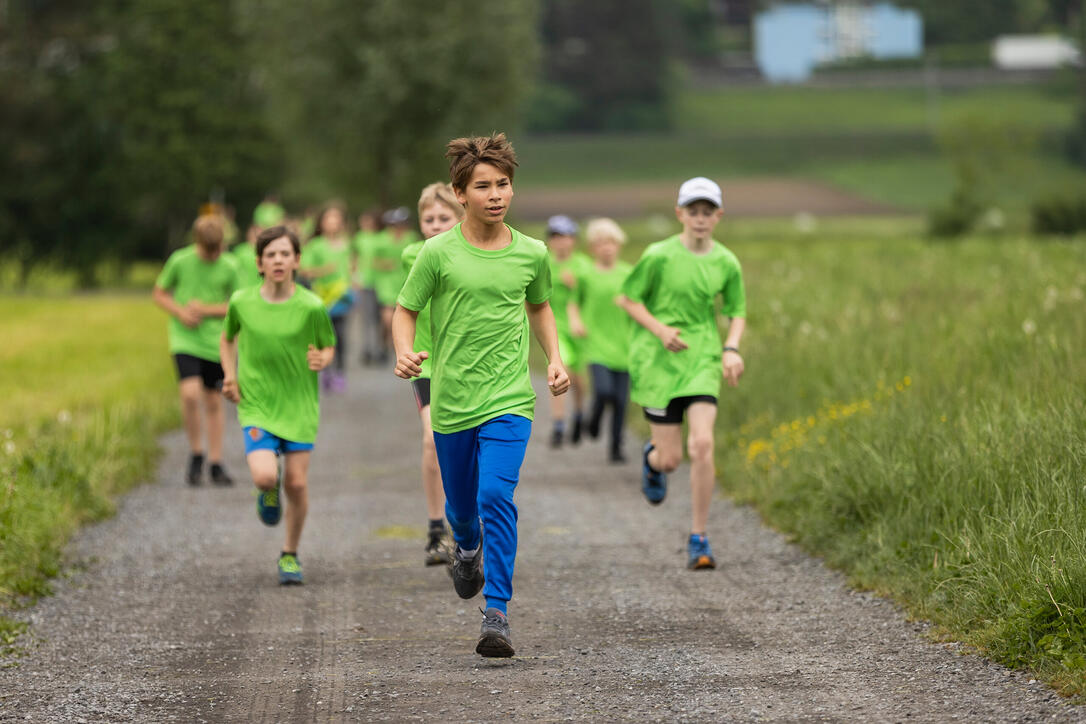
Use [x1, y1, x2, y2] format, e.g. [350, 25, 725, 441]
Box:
[641, 442, 667, 505]
[687, 534, 716, 570]
[278, 553, 303, 585]
[256, 463, 282, 526]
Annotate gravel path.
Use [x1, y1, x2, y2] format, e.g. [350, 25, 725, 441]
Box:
[0, 362, 1080, 722]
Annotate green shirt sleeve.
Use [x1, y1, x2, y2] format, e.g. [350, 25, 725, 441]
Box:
[155, 252, 179, 291]
[721, 258, 747, 319]
[397, 243, 437, 311]
[622, 248, 659, 304]
[314, 305, 337, 348]
[526, 251, 552, 305]
[223, 292, 241, 342]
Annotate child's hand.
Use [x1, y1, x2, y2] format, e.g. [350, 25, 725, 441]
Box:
[657, 325, 688, 352]
[560, 270, 576, 288]
[570, 318, 587, 338]
[307, 344, 327, 371]
[222, 377, 240, 403]
[394, 350, 428, 379]
[177, 303, 202, 328]
[547, 362, 570, 396]
[723, 350, 744, 387]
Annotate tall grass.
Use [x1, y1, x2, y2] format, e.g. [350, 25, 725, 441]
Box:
[0, 296, 177, 643]
[712, 231, 1086, 694]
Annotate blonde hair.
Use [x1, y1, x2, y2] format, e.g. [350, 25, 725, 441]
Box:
[192, 214, 224, 246]
[585, 217, 626, 245]
[417, 182, 464, 219]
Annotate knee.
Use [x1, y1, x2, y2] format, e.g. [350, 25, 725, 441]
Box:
[477, 480, 512, 512]
[654, 446, 682, 473]
[253, 471, 278, 490]
[687, 433, 714, 463]
[283, 475, 307, 497]
[180, 388, 201, 407]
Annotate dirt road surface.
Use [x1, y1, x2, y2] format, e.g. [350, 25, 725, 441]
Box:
[0, 363, 1078, 722]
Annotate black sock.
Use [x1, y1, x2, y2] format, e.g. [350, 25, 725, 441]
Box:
[428, 518, 445, 531]
[209, 462, 224, 472]
[189, 453, 204, 468]
[280, 550, 297, 558]
[553, 420, 566, 433]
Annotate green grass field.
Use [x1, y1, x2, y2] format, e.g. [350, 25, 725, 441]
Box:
[0, 296, 177, 646]
[691, 223, 1086, 695]
[517, 80, 1086, 215]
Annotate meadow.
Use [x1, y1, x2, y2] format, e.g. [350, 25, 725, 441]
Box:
[0, 295, 177, 649]
[517, 79, 1086, 214]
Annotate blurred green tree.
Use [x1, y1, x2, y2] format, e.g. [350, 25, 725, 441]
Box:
[527, 0, 679, 132]
[0, 1, 281, 285]
[244, 0, 538, 209]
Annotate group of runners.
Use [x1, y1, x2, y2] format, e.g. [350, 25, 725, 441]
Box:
[152, 133, 746, 658]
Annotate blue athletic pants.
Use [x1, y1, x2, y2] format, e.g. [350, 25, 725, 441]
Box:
[432, 414, 531, 613]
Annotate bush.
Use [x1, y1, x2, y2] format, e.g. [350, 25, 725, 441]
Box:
[1032, 195, 1086, 236]
[928, 188, 981, 237]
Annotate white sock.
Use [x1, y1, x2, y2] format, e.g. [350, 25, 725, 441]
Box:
[457, 546, 479, 560]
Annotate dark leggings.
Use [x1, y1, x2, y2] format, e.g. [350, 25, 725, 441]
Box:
[331, 315, 347, 372]
[588, 363, 630, 454]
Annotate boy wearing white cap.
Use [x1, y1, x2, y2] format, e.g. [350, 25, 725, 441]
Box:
[618, 177, 746, 570]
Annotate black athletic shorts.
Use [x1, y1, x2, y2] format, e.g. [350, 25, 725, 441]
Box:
[411, 377, 431, 410]
[642, 395, 717, 424]
[173, 353, 225, 390]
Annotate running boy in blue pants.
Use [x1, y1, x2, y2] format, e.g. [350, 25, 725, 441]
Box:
[393, 133, 570, 658]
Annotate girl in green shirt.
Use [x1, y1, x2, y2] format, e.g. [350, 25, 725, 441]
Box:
[300, 204, 356, 393]
[619, 177, 746, 572]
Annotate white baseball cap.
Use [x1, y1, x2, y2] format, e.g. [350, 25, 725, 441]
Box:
[677, 177, 722, 208]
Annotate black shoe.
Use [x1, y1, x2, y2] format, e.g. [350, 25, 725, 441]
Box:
[609, 449, 627, 464]
[425, 525, 453, 566]
[550, 428, 563, 449]
[476, 607, 514, 658]
[570, 415, 583, 445]
[449, 545, 484, 599]
[209, 463, 234, 486]
[186, 454, 203, 486]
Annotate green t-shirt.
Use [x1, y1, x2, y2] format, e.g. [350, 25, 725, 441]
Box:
[372, 230, 418, 306]
[575, 261, 633, 371]
[252, 201, 285, 229]
[352, 231, 378, 287]
[300, 236, 353, 307]
[155, 245, 240, 362]
[548, 251, 591, 330]
[622, 236, 746, 409]
[223, 285, 337, 443]
[231, 243, 263, 289]
[401, 240, 433, 379]
[397, 223, 551, 434]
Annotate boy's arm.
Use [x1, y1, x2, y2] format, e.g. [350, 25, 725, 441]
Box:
[190, 301, 230, 319]
[152, 286, 201, 328]
[220, 331, 240, 402]
[306, 344, 335, 371]
[526, 300, 571, 396]
[721, 316, 746, 388]
[392, 304, 426, 378]
[617, 296, 687, 352]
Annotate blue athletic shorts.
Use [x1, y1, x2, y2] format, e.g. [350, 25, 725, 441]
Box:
[242, 427, 314, 456]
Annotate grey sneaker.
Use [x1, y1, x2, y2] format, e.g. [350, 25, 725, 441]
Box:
[449, 544, 484, 599]
[476, 607, 514, 658]
[425, 525, 453, 566]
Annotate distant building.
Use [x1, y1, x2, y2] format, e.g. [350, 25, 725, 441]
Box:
[754, 2, 923, 83]
[992, 35, 1081, 70]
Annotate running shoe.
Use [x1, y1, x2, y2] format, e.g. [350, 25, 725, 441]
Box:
[641, 442, 667, 505]
[186, 454, 203, 486]
[687, 534, 716, 570]
[476, 607, 514, 658]
[425, 525, 454, 566]
[209, 463, 234, 487]
[256, 466, 282, 526]
[331, 370, 347, 393]
[550, 428, 563, 449]
[449, 543, 485, 599]
[610, 448, 627, 464]
[278, 553, 304, 585]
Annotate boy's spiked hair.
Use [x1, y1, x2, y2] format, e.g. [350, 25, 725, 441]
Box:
[417, 182, 464, 219]
[445, 133, 518, 191]
[192, 214, 224, 247]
